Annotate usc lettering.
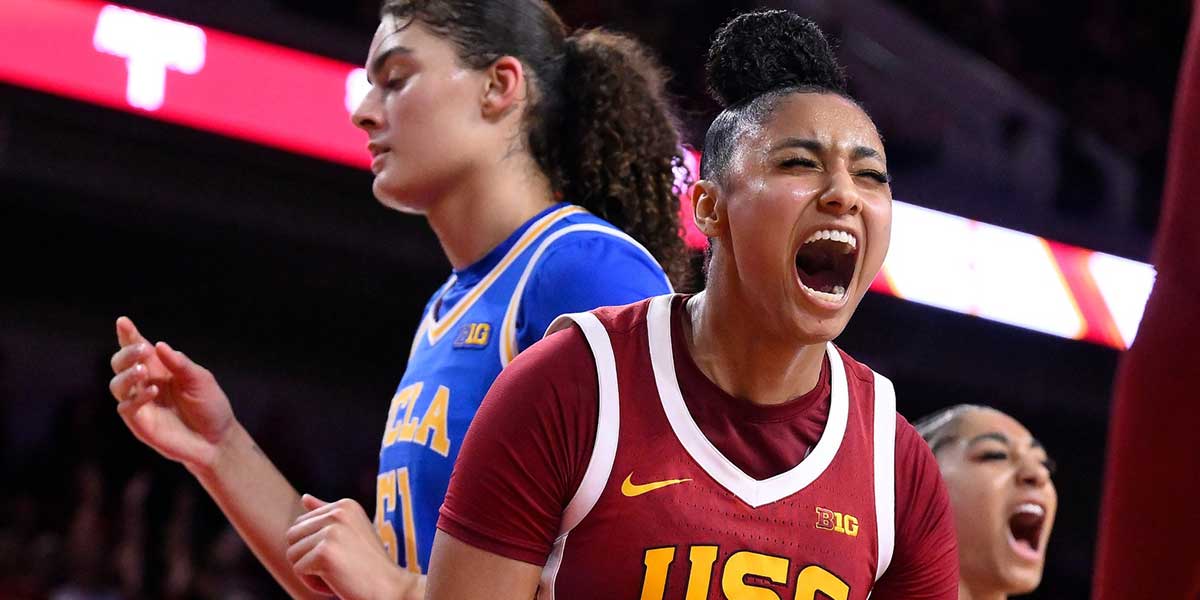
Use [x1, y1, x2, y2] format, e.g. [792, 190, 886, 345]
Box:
[640, 546, 850, 600]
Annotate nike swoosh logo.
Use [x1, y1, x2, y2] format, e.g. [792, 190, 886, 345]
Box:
[621, 473, 692, 497]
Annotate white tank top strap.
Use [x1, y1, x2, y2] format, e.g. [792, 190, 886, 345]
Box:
[538, 310, 622, 600]
[871, 370, 897, 583]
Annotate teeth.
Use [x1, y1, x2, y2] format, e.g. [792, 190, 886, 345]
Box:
[803, 229, 857, 250]
[1014, 503, 1045, 517]
[800, 282, 847, 302]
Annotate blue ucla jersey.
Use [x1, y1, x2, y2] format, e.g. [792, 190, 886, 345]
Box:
[374, 203, 672, 573]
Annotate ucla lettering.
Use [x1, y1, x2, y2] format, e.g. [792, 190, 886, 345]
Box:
[382, 382, 453, 456]
[639, 546, 850, 600]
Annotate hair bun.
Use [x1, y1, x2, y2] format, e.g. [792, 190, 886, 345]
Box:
[705, 9, 846, 107]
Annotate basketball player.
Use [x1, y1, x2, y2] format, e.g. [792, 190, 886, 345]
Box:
[425, 10, 958, 599]
[1094, 0, 1200, 595]
[106, 1, 689, 598]
[915, 405, 1056, 599]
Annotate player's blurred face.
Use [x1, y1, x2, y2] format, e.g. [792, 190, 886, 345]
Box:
[935, 409, 1057, 596]
[712, 93, 891, 343]
[352, 16, 492, 214]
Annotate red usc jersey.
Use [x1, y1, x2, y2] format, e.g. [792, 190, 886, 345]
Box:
[439, 294, 957, 599]
[538, 295, 894, 600]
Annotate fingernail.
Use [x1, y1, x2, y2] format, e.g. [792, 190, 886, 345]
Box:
[134, 363, 145, 373]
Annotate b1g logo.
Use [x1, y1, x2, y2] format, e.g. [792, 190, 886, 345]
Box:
[815, 506, 859, 537]
[453, 322, 491, 349]
[640, 546, 850, 600]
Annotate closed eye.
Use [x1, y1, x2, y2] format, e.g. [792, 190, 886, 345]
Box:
[780, 157, 819, 169]
[979, 451, 1009, 461]
[1042, 457, 1058, 476]
[855, 170, 891, 184]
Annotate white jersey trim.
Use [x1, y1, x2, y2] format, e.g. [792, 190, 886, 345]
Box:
[645, 294, 850, 508]
[499, 223, 672, 367]
[871, 371, 897, 582]
[537, 311, 621, 600]
[422, 205, 586, 346]
[408, 278, 453, 359]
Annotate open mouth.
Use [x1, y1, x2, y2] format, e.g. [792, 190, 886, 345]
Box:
[795, 229, 858, 303]
[1008, 502, 1046, 558]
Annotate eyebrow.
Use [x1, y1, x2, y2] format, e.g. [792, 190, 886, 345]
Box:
[968, 432, 1045, 451]
[851, 146, 881, 161]
[366, 45, 412, 84]
[967, 432, 1010, 447]
[768, 137, 883, 161]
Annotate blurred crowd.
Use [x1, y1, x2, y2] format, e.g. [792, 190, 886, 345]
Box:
[0, 361, 282, 599]
[891, 0, 1190, 228]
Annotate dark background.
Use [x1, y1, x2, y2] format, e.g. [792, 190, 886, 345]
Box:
[1, 0, 1190, 597]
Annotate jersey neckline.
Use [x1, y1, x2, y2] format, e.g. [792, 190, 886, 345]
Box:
[419, 204, 586, 346]
[645, 293, 850, 508]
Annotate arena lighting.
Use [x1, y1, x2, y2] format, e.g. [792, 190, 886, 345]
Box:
[0, 0, 1155, 349]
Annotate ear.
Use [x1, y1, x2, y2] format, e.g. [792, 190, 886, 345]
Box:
[691, 179, 725, 238]
[481, 56, 525, 120]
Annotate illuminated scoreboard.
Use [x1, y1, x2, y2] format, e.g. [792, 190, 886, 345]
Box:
[0, 0, 1155, 349]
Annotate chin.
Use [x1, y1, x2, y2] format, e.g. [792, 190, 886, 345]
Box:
[1003, 567, 1044, 595]
[788, 311, 850, 346]
[372, 179, 431, 215]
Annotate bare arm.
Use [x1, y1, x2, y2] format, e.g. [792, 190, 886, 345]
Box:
[108, 317, 360, 599]
[425, 531, 541, 600]
[189, 423, 323, 599]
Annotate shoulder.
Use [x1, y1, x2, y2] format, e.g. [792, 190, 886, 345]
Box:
[493, 320, 603, 412]
[833, 346, 879, 388]
[891, 410, 954, 550]
[874, 414, 959, 597]
[511, 226, 669, 348]
[589, 296, 659, 335]
[533, 217, 669, 286]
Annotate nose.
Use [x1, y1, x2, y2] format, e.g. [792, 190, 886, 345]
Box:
[817, 168, 862, 217]
[1017, 455, 1051, 488]
[352, 87, 384, 132]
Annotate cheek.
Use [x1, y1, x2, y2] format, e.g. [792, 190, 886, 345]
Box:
[386, 91, 439, 142]
[727, 185, 805, 253]
[1046, 486, 1059, 528]
[862, 201, 892, 272]
[387, 77, 474, 145]
[948, 471, 1005, 535]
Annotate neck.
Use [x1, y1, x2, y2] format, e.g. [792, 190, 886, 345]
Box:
[684, 284, 826, 406]
[425, 152, 555, 270]
[958, 581, 1006, 600]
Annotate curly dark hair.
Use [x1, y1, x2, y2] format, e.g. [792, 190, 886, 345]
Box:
[699, 9, 851, 184]
[379, 0, 691, 290]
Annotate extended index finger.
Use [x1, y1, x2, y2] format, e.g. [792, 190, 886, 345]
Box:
[116, 316, 146, 348]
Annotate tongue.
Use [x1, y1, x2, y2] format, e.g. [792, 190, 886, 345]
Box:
[798, 267, 841, 293]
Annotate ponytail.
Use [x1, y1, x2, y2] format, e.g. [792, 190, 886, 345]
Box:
[552, 30, 691, 290]
[381, 0, 692, 289]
